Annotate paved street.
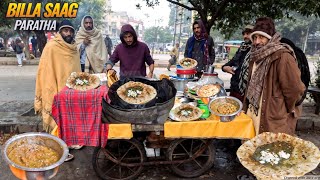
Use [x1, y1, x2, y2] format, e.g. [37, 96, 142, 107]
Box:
[0, 64, 231, 106]
[0, 58, 317, 105]
[0, 65, 37, 104]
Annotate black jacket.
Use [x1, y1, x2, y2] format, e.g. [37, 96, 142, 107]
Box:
[222, 43, 250, 94]
[184, 36, 215, 72]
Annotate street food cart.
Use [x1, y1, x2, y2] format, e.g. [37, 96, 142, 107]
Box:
[41, 70, 256, 180]
[93, 113, 255, 180]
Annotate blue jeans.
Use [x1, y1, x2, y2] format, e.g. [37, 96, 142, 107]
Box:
[81, 64, 85, 72]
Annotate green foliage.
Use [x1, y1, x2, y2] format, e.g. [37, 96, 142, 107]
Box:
[276, 13, 320, 49]
[0, 26, 17, 50]
[143, 0, 320, 38]
[168, 4, 176, 27]
[0, 0, 16, 28]
[144, 26, 173, 44]
[70, 0, 106, 30]
[0, 27, 17, 38]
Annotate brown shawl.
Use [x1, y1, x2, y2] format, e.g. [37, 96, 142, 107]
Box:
[246, 33, 295, 115]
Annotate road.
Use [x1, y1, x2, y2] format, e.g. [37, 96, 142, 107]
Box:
[0, 59, 316, 105]
[0, 65, 231, 106]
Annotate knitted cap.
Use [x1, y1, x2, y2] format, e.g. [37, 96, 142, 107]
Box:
[250, 17, 275, 40]
[59, 20, 75, 32]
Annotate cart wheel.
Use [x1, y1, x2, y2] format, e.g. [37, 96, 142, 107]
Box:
[92, 139, 146, 180]
[167, 139, 215, 178]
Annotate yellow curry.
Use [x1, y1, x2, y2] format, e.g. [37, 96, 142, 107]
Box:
[210, 102, 238, 115]
[7, 143, 59, 168]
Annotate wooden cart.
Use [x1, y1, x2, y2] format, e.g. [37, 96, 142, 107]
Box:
[92, 113, 255, 180]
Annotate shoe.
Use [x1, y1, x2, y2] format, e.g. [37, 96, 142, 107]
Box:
[69, 145, 83, 150]
[237, 175, 256, 180]
[18, 64, 22, 67]
[65, 153, 74, 162]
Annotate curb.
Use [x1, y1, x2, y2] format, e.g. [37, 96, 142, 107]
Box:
[0, 60, 40, 66]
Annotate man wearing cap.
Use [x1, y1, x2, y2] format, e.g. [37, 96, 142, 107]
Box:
[35, 20, 81, 133]
[222, 25, 253, 102]
[75, 15, 107, 73]
[243, 17, 305, 135]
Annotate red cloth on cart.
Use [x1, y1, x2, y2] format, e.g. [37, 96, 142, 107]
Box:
[51, 85, 109, 147]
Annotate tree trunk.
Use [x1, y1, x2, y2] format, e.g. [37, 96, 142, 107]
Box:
[21, 36, 31, 59]
[17, 30, 31, 60]
[303, 26, 309, 53]
[35, 31, 47, 55]
[4, 38, 8, 51]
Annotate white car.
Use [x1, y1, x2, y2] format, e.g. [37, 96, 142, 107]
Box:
[165, 43, 173, 51]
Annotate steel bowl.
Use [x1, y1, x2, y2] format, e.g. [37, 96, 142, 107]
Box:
[176, 74, 195, 79]
[208, 96, 243, 122]
[2, 132, 69, 180]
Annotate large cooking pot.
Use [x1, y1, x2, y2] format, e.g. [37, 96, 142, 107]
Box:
[108, 77, 175, 109]
[176, 68, 196, 79]
[102, 77, 177, 124]
[2, 132, 69, 180]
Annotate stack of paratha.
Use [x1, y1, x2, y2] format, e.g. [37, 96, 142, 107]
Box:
[117, 81, 157, 105]
[179, 58, 197, 69]
[237, 132, 320, 180]
[197, 84, 221, 97]
[170, 104, 202, 121]
[66, 72, 100, 91]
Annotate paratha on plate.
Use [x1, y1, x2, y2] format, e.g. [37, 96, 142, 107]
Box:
[117, 81, 157, 105]
[66, 72, 100, 91]
[197, 84, 221, 97]
[179, 58, 198, 69]
[170, 104, 203, 121]
[237, 132, 320, 180]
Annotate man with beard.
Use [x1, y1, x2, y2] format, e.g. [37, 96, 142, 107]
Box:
[75, 15, 107, 73]
[35, 20, 81, 133]
[222, 25, 253, 102]
[104, 24, 154, 79]
[243, 17, 305, 135]
[184, 20, 215, 78]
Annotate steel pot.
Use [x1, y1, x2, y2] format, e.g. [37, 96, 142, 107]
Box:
[170, 78, 198, 92]
[176, 74, 195, 79]
[2, 132, 69, 180]
[176, 68, 196, 74]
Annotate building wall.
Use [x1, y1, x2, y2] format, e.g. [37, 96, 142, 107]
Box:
[103, 10, 144, 42]
[170, 2, 193, 47]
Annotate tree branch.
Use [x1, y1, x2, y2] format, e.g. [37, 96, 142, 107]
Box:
[213, 0, 230, 21]
[189, 0, 205, 20]
[207, 0, 230, 27]
[166, 0, 196, 10]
